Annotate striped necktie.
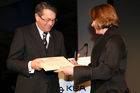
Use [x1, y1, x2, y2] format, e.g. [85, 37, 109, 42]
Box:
[43, 32, 48, 46]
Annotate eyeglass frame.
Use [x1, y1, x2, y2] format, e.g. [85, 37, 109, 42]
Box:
[39, 15, 58, 23]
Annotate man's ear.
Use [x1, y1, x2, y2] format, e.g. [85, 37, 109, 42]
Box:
[35, 13, 39, 21]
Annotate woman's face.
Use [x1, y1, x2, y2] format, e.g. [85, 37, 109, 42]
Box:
[91, 20, 95, 28]
[91, 20, 100, 34]
[91, 20, 107, 35]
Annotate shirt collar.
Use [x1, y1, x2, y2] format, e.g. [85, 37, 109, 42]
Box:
[35, 22, 51, 39]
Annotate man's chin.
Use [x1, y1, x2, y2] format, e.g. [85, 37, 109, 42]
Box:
[44, 29, 51, 32]
[46, 27, 52, 31]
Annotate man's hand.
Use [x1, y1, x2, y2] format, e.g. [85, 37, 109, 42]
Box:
[31, 58, 44, 71]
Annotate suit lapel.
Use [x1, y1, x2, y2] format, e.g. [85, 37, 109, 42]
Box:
[30, 23, 47, 56]
[46, 30, 55, 57]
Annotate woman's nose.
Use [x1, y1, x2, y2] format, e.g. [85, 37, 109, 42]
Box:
[91, 21, 94, 27]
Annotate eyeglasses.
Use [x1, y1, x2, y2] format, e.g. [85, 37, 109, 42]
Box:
[39, 16, 57, 23]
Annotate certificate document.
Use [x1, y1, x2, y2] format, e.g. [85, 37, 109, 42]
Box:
[77, 56, 91, 66]
[40, 56, 74, 71]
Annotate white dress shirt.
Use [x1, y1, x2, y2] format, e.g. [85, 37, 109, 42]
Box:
[28, 23, 51, 73]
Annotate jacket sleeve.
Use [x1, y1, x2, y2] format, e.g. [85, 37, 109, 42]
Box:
[7, 28, 29, 77]
[74, 66, 92, 86]
[74, 36, 126, 85]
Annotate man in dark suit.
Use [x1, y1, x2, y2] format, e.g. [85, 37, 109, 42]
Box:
[7, 2, 66, 93]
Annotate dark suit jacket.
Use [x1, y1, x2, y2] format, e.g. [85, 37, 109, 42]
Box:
[7, 23, 66, 93]
[74, 26, 129, 93]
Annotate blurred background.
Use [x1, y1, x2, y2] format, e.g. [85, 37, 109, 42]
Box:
[0, 0, 139, 93]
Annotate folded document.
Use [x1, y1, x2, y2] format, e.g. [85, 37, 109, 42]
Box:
[40, 56, 74, 71]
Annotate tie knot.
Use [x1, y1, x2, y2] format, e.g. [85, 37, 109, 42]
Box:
[43, 32, 48, 36]
[44, 32, 48, 35]
[43, 32, 48, 39]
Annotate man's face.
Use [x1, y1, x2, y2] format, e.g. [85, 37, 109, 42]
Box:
[35, 9, 56, 32]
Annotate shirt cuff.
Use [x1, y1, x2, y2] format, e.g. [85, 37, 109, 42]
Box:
[28, 61, 35, 73]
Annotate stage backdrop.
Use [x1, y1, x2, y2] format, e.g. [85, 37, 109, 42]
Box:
[58, 0, 107, 93]
[77, 0, 107, 57]
[59, 1, 108, 92]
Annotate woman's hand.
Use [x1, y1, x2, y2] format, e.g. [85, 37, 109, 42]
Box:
[69, 58, 78, 65]
[54, 66, 74, 75]
[68, 53, 80, 66]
